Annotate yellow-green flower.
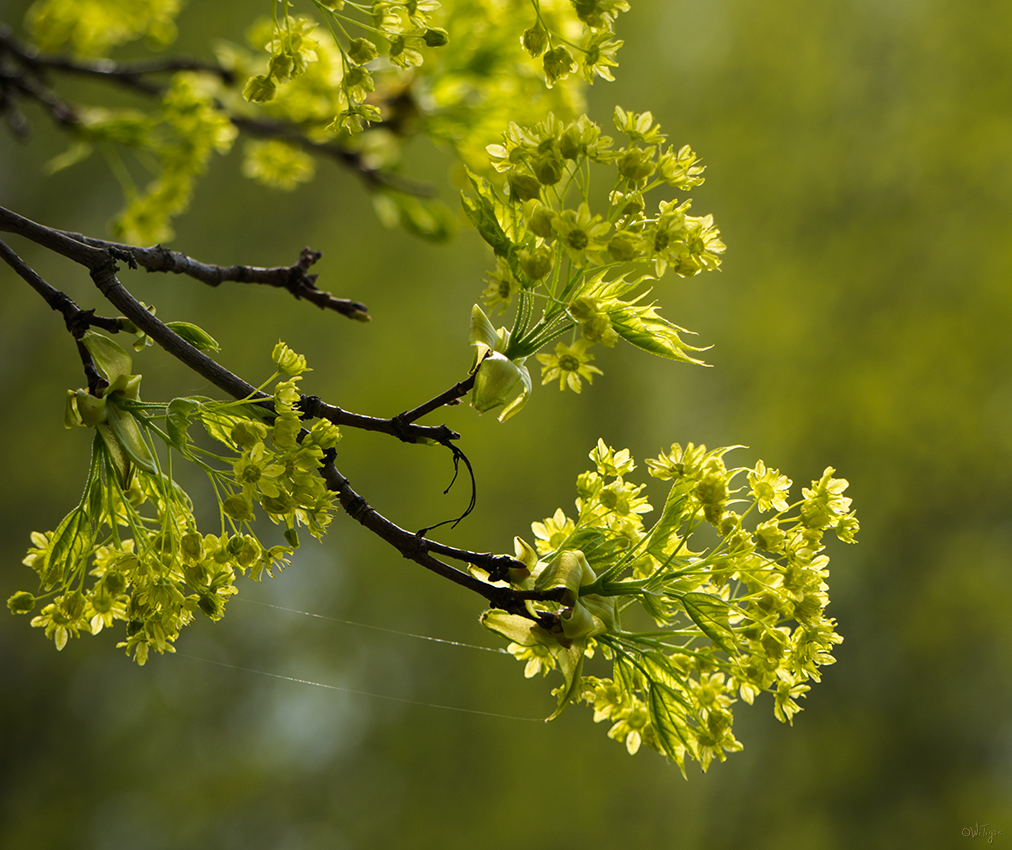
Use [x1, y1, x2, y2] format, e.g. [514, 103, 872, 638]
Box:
[536, 339, 603, 392]
[552, 203, 610, 266]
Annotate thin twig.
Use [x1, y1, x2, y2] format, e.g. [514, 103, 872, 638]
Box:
[53, 229, 371, 320]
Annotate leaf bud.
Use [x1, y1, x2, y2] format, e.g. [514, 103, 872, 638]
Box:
[73, 389, 108, 427]
[165, 321, 220, 353]
[471, 353, 523, 414]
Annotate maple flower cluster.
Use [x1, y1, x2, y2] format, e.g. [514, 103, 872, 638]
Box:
[8, 336, 338, 664]
[481, 440, 856, 771]
[465, 107, 724, 420]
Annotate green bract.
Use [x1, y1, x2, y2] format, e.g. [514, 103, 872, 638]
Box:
[480, 439, 857, 771]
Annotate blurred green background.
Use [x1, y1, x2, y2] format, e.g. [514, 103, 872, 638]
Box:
[2, 1, 1011, 847]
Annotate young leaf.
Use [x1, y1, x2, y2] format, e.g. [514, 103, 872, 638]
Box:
[165, 322, 220, 352]
[42, 507, 93, 589]
[680, 592, 737, 654]
[647, 682, 693, 776]
[607, 303, 707, 364]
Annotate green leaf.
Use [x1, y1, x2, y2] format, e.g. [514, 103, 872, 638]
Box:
[200, 408, 241, 451]
[165, 322, 220, 352]
[680, 592, 737, 654]
[557, 526, 627, 569]
[646, 682, 693, 775]
[42, 507, 93, 589]
[461, 169, 516, 257]
[641, 651, 688, 692]
[496, 359, 531, 422]
[607, 303, 707, 364]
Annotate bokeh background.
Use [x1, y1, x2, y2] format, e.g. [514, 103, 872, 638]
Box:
[2, 0, 1011, 847]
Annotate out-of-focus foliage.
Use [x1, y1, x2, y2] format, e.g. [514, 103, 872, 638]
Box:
[1, 0, 1011, 849]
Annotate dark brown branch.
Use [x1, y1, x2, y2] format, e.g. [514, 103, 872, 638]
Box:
[231, 116, 436, 197]
[318, 461, 563, 617]
[0, 23, 233, 95]
[52, 229, 371, 320]
[0, 64, 80, 126]
[0, 236, 123, 336]
[0, 23, 432, 196]
[396, 372, 477, 426]
[299, 395, 459, 445]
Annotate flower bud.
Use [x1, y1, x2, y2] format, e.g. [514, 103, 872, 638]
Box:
[243, 74, 277, 103]
[532, 153, 563, 186]
[543, 46, 575, 86]
[607, 230, 642, 262]
[518, 245, 553, 280]
[7, 591, 36, 614]
[521, 25, 549, 58]
[508, 173, 542, 202]
[423, 27, 449, 47]
[527, 204, 556, 240]
[347, 37, 378, 65]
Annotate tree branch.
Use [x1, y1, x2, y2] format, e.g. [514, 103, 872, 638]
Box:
[53, 229, 371, 320]
[1, 205, 561, 621]
[0, 22, 234, 95]
[0, 22, 433, 195]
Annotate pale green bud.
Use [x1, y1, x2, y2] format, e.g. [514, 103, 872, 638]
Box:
[7, 591, 36, 614]
[543, 46, 575, 86]
[423, 27, 449, 47]
[521, 25, 549, 58]
[347, 37, 378, 65]
[508, 173, 542, 202]
[518, 245, 553, 280]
